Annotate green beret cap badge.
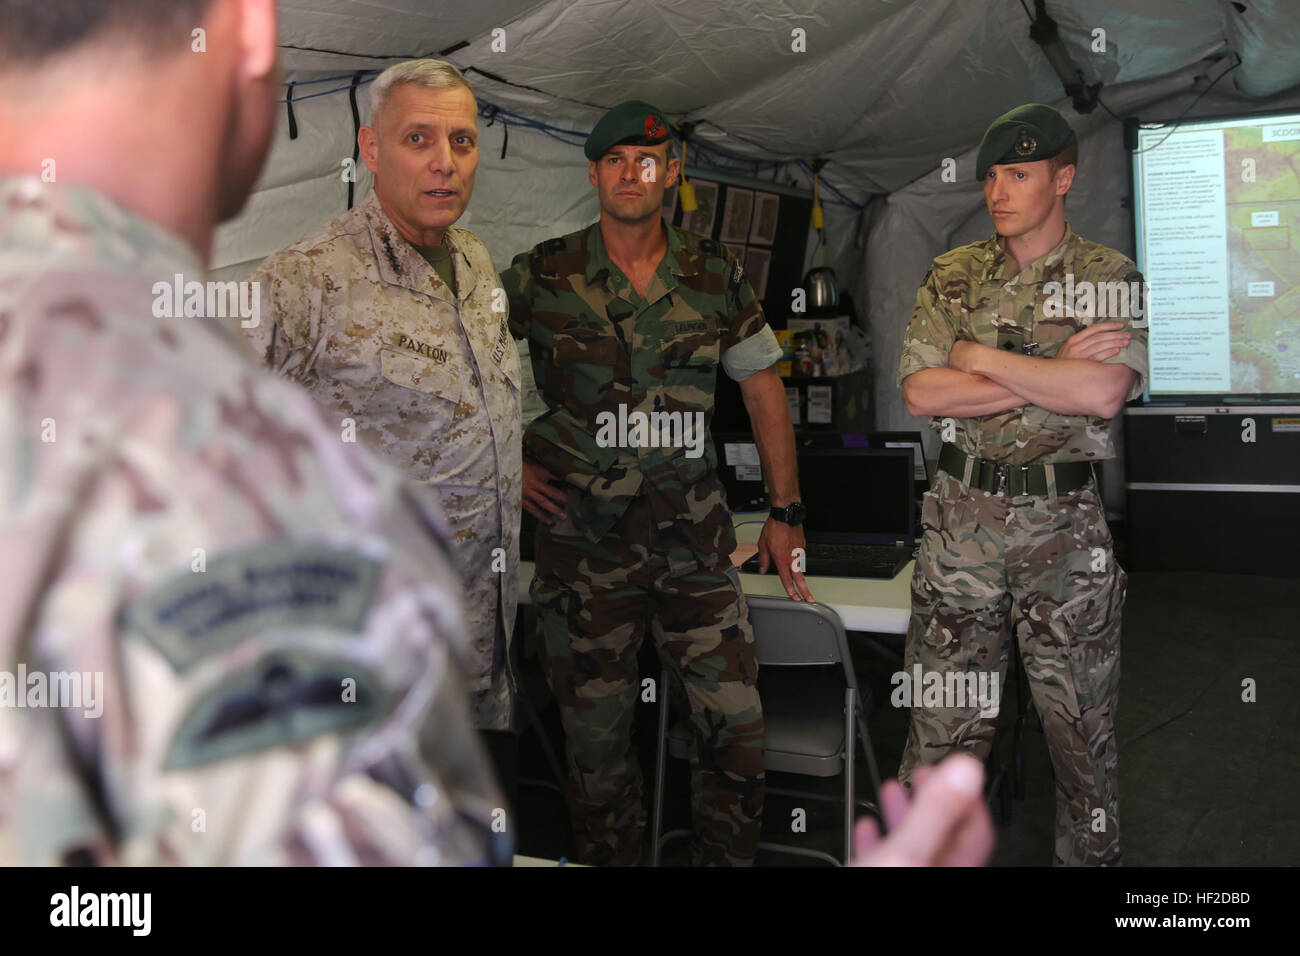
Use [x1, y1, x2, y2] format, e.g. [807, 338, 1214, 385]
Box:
[585, 100, 672, 161]
[976, 103, 1073, 180]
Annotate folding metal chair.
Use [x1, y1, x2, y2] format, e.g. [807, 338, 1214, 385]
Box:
[650, 596, 880, 866]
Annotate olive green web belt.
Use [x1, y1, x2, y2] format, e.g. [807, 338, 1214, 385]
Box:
[937, 443, 1095, 497]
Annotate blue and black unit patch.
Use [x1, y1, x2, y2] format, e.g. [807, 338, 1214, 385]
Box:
[125, 541, 382, 672]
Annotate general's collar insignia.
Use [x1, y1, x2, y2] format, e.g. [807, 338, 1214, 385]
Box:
[380, 232, 401, 274]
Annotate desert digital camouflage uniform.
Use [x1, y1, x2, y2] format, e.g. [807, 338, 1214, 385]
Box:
[502, 222, 781, 866]
[897, 224, 1147, 866]
[0, 177, 505, 866]
[246, 190, 522, 730]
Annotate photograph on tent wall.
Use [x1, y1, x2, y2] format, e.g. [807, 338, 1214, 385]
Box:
[681, 180, 718, 236]
[721, 187, 754, 243]
[749, 191, 780, 245]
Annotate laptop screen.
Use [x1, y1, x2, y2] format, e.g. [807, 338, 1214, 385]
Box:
[797, 447, 916, 546]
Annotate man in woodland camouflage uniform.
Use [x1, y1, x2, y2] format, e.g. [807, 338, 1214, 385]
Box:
[502, 101, 813, 866]
[247, 59, 521, 731]
[0, 0, 502, 865]
[897, 104, 1148, 866]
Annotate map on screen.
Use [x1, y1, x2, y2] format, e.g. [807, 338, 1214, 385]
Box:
[1132, 110, 1300, 397]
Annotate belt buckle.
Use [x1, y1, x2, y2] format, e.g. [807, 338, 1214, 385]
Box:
[994, 464, 1031, 496]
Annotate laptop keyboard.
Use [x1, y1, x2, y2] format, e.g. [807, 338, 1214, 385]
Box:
[741, 542, 914, 579]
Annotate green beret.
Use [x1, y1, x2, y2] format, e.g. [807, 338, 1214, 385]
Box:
[975, 103, 1075, 181]
[584, 100, 671, 161]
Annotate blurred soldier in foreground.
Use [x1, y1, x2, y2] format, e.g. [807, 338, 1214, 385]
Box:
[0, 0, 503, 865]
[246, 59, 521, 731]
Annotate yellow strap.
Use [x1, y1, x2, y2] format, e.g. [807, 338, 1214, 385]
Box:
[811, 170, 825, 230]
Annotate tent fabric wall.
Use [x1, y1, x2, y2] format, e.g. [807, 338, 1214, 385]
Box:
[1224, 0, 1300, 97]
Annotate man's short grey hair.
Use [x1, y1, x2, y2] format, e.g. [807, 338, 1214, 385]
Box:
[369, 59, 475, 130]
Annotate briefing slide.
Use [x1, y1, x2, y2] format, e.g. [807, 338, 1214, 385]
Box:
[1132, 110, 1300, 398]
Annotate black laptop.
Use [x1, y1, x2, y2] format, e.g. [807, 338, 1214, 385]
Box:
[740, 447, 917, 579]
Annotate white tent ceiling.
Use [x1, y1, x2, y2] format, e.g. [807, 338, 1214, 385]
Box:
[269, 0, 1300, 199]
[217, 1, 1300, 516]
[225, 0, 1300, 280]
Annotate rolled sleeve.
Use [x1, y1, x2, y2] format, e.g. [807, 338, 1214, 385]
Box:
[1098, 266, 1149, 401]
[721, 323, 781, 381]
[897, 267, 959, 387]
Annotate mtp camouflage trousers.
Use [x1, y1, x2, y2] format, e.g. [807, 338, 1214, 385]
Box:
[899, 470, 1126, 866]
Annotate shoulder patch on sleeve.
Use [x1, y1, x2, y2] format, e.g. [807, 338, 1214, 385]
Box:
[124, 542, 382, 672]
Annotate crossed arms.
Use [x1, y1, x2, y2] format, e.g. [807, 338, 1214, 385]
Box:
[902, 322, 1136, 421]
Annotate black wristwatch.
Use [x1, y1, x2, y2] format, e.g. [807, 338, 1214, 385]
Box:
[769, 502, 806, 526]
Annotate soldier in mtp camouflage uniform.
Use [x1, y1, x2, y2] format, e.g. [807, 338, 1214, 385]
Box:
[0, 0, 502, 865]
[897, 104, 1147, 865]
[246, 60, 521, 731]
[502, 101, 812, 867]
